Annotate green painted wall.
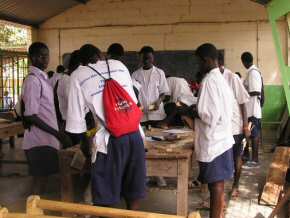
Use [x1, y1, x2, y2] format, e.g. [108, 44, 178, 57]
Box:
[262, 85, 286, 122]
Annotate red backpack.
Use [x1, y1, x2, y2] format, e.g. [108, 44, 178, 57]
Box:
[88, 60, 142, 138]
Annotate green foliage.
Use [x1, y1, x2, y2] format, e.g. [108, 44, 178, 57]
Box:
[0, 24, 28, 49]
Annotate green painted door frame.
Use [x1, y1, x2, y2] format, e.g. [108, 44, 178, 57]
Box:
[266, 0, 290, 113]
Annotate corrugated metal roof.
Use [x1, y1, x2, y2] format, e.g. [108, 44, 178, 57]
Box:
[0, 0, 89, 27]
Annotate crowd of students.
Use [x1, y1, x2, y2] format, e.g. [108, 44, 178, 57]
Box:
[20, 41, 263, 218]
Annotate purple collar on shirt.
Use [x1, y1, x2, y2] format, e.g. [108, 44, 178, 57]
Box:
[29, 66, 48, 80]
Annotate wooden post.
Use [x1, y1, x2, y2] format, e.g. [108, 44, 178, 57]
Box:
[177, 158, 189, 216]
[26, 196, 43, 215]
[0, 208, 8, 218]
[58, 150, 74, 203]
[187, 212, 201, 218]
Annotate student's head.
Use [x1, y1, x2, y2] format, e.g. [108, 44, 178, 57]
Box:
[28, 42, 49, 71]
[235, 72, 242, 78]
[107, 43, 124, 60]
[56, 65, 65, 74]
[47, 71, 54, 79]
[195, 43, 218, 78]
[79, 44, 101, 66]
[68, 50, 81, 75]
[139, 46, 154, 69]
[241, 52, 253, 69]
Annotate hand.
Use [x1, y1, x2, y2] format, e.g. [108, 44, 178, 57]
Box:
[58, 132, 73, 148]
[243, 126, 251, 139]
[153, 100, 162, 111]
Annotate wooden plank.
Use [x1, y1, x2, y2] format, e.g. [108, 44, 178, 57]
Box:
[0, 121, 24, 138]
[146, 149, 192, 159]
[32, 197, 186, 218]
[176, 159, 189, 216]
[146, 159, 178, 177]
[260, 147, 290, 205]
[6, 214, 71, 218]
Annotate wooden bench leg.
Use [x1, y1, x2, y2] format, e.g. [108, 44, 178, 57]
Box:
[177, 158, 189, 216]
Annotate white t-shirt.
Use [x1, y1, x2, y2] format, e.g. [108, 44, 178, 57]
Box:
[132, 66, 170, 122]
[166, 77, 197, 106]
[195, 68, 235, 162]
[243, 65, 262, 119]
[57, 74, 71, 120]
[222, 68, 249, 135]
[49, 73, 62, 88]
[65, 60, 143, 163]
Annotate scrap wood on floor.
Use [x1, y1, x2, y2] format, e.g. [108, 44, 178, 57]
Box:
[260, 147, 290, 206]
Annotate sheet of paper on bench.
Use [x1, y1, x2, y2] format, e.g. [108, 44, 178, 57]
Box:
[163, 129, 192, 134]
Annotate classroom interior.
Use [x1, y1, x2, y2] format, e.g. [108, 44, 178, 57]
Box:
[0, 0, 289, 218]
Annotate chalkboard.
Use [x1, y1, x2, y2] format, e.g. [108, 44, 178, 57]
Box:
[121, 50, 200, 81]
[63, 50, 224, 81]
[122, 50, 224, 81]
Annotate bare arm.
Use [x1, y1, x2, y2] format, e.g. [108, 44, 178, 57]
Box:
[24, 115, 72, 147]
[240, 103, 250, 138]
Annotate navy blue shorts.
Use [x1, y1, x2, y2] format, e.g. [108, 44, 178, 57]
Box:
[198, 148, 234, 184]
[91, 131, 146, 206]
[25, 146, 59, 176]
[249, 116, 261, 139]
[233, 134, 245, 161]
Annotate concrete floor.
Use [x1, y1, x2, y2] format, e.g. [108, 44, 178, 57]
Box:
[0, 137, 287, 218]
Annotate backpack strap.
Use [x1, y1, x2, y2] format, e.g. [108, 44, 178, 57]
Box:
[105, 59, 111, 79]
[86, 66, 108, 129]
[87, 65, 107, 80]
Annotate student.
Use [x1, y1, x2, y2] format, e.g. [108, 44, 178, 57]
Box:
[241, 52, 263, 165]
[132, 46, 170, 127]
[47, 71, 54, 79]
[57, 50, 80, 126]
[66, 44, 146, 210]
[218, 52, 250, 197]
[164, 76, 197, 128]
[235, 72, 242, 79]
[107, 43, 125, 60]
[22, 42, 72, 194]
[195, 43, 235, 218]
[50, 65, 65, 88]
[106, 43, 142, 106]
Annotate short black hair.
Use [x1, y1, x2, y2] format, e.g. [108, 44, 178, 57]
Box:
[68, 50, 81, 73]
[79, 44, 101, 64]
[139, 46, 154, 55]
[28, 42, 48, 58]
[56, 65, 65, 73]
[218, 51, 224, 66]
[107, 43, 124, 57]
[47, 71, 54, 79]
[235, 72, 242, 78]
[241, 52, 253, 64]
[196, 43, 218, 61]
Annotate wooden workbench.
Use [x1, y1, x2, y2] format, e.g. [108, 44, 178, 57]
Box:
[0, 120, 24, 139]
[59, 128, 194, 216]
